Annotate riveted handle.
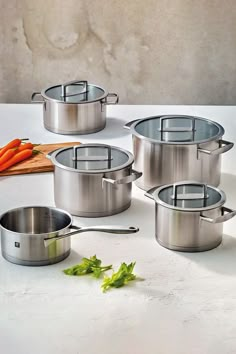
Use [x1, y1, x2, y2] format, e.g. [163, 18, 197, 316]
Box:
[31, 92, 44, 103]
[102, 169, 142, 186]
[201, 206, 236, 224]
[198, 139, 234, 156]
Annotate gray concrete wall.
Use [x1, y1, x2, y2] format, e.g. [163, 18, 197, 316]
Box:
[1, 0, 236, 104]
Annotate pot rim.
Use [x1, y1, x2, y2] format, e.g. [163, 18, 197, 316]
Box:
[40, 83, 108, 104]
[0, 205, 73, 236]
[49, 143, 134, 173]
[129, 114, 225, 145]
[151, 181, 226, 212]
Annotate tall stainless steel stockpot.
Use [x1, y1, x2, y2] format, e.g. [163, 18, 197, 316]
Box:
[146, 181, 236, 252]
[31, 80, 119, 135]
[0, 206, 139, 266]
[48, 144, 142, 217]
[125, 115, 234, 190]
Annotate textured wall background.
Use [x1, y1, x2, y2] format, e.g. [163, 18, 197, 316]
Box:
[1, 0, 236, 104]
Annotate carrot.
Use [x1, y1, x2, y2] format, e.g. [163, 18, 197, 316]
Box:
[0, 138, 26, 158]
[0, 149, 16, 165]
[17, 142, 34, 151]
[0, 149, 33, 172]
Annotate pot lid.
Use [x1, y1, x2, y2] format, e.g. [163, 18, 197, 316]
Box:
[42, 80, 107, 103]
[150, 181, 226, 211]
[49, 144, 134, 173]
[131, 115, 224, 145]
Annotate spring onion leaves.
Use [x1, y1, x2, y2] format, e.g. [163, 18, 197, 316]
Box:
[63, 255, 112, 278]
[101, 262, 136, 292]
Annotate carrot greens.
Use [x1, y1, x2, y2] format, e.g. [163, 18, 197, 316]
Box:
[101, 262, 136, 292]
[63, 256, 139, 292]
[63, 255, 112, 278]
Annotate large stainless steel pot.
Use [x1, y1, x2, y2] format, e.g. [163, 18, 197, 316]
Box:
[31, 80, 119, 135]
[146, 181, 236, 252]
[48, 144, 142, 217]
[125, 115, 234, 190]
[0, 206, 139, 266]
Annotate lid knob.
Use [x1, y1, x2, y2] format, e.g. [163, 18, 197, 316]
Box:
[61, 80, 88, 99]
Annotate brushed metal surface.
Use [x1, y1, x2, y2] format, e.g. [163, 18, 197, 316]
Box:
[0, 206, 72, 266]
[2, 250, 71, 266]
[53, 166, 134, 217]
[32, 87, 119, 135]
[155, 203, 223, 252]
[43, 99, 106, 135]
[133, 136, 222, 190]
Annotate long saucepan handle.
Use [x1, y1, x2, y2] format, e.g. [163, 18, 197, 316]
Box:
[44, 225, 139, 247]
[200, 206, 236, 224]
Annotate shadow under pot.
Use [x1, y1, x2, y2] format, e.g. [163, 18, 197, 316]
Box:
[31, 80, 119, 135]
[125, 115, 234, 190]
[48, 143, 142, 217]
[0, 206, 139, 266]
[145, 181, 236, 252]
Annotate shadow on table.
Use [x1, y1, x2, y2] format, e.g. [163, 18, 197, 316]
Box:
[122, 196, 156, 240]
[176, 234, 236, 276]
[80, 117, 131, 141]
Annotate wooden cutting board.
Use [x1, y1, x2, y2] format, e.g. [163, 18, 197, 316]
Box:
[0, 142, 80, 176]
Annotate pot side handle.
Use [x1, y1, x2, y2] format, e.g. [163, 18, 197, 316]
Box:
[144, 187, 159, 200]
[200, 206, 236, 224]
[102, 169, 142, 186]
[123, 118, 141, 130]
[31, 92, 44, 103]
[198, 139, 234, 156]
[103, 93, 119, 105]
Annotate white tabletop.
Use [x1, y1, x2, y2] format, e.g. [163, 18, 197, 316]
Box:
[0, 104, 236, 354]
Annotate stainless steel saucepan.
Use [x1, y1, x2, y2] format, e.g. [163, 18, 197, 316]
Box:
[125, 115, 234, 190]
[145, 181, 236, 252]
[47, 143, 142, 217]
[31, 80, 119, 135]
[0, 206, 139, 266]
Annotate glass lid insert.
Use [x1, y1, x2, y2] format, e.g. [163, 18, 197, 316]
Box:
[134, 115, 223, 144]
[157, 182, 223, 210]
[54, 144, 131, 172]
[45, 80, 105, 103]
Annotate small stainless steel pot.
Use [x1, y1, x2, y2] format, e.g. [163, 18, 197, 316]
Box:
[125, 115, 234, 190]
[146, 181, 236, 252]
[0, 206, 139, 266]
[48, 144, 142, 217]
[31, 80, 119, 135]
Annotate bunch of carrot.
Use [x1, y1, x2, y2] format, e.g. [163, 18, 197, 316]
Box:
[0, 138, 39, 172]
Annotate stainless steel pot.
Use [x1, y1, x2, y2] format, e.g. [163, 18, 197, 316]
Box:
[0, 206, 139, 266]
[48, 144, 142, 217]
[125, 115, 234, 190]
[31, 80, 119, 135]
[146, 181, 236, 252]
